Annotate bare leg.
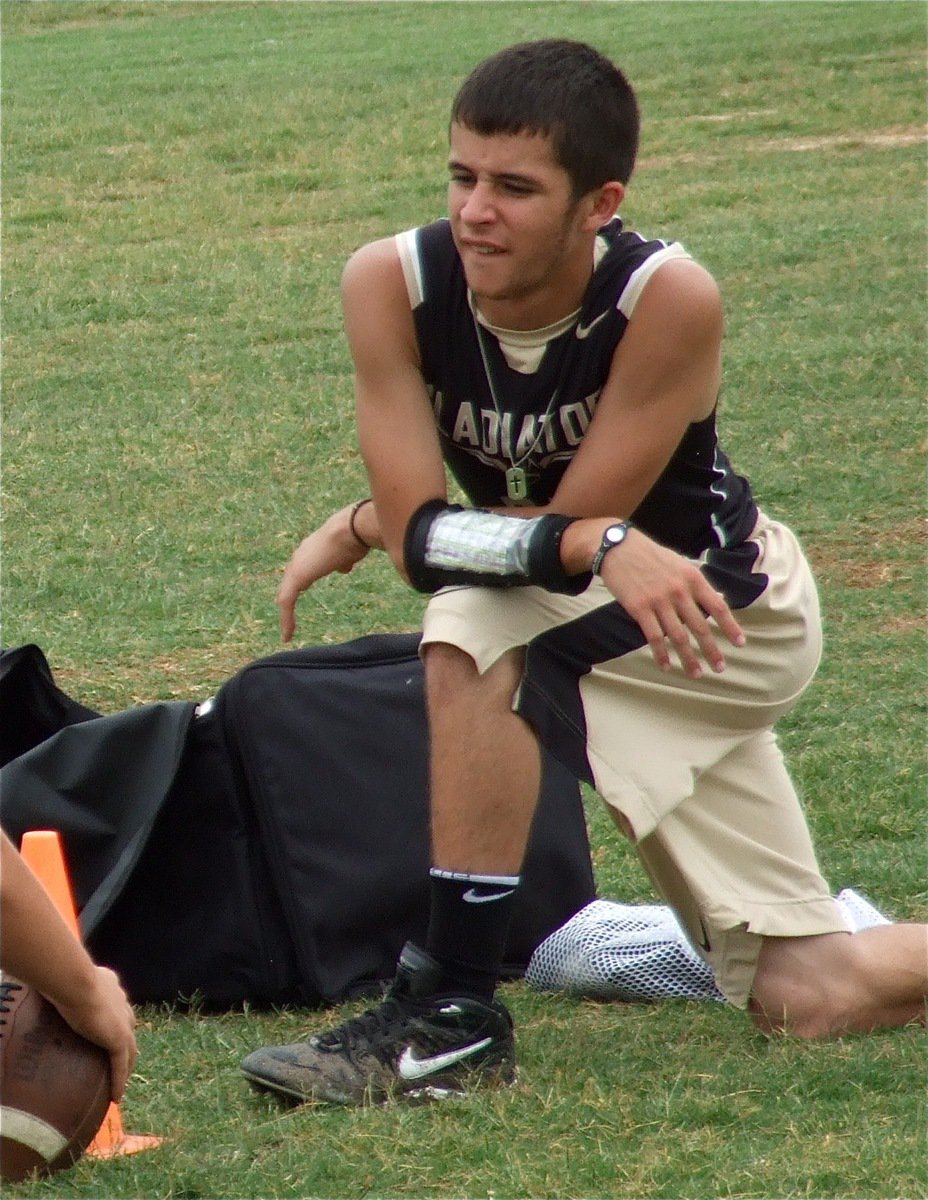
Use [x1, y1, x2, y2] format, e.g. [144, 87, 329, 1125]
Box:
[750, 924, 928, 1038]
[424, 642, 540, 874]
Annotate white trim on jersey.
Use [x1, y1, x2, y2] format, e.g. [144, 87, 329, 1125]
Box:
[396, 227, 425, 307]
[617, 242, 691, 319]
[708, 444, 734, 548]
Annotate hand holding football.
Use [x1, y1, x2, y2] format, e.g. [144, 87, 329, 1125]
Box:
[0, 975, 111, 1183]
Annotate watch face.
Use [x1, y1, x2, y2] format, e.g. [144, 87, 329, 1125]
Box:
[592, 522, 629, 575]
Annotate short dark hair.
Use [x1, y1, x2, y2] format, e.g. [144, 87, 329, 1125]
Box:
[450, 39, 640, 196]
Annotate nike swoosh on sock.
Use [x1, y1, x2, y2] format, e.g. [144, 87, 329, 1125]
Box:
[462, 887, 516, 904]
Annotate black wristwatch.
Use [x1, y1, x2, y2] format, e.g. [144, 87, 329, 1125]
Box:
[591, 521, 630, 575]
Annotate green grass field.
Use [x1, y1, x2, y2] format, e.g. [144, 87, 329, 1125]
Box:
[2, 2, 926, 1196]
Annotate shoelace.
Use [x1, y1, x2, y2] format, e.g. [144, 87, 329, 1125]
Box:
[316, 996, 416, 1053]
[0, 978, 24, 1030]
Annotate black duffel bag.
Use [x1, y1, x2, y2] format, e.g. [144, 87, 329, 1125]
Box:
[0, 634, 595, 1007]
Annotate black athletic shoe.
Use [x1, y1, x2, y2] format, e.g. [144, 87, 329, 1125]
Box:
[240, 942, 516, 1105]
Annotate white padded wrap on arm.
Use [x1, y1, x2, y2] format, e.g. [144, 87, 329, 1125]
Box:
[404, 499, 590, 594]
[425, 509, 543, 576]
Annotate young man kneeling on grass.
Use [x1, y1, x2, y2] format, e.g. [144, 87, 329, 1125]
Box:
[242, 39, 927, 1105]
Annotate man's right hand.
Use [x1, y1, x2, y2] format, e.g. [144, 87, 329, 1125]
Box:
[276, 504, 376, 642]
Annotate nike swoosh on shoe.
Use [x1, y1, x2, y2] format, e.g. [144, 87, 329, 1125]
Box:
[396, 1037, 493, 1081]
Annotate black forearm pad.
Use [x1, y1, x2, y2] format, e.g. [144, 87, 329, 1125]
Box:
[526, 514, 593, 595]
[404, 499, 463, 593]
[403, 499, 592, 595]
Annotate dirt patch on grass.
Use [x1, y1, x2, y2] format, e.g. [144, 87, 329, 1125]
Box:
[770, 127, 926, 153]
[639, 124, 926, 170]
[807, 516, 926, 591]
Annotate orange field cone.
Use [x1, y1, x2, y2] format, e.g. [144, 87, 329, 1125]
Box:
[19, 830, 165, 1160]
[19, 829, 81, 938]
[86, 1100, 164, 1159]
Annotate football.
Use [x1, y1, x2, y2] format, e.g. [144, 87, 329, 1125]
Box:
[0, 974, 111, 1183]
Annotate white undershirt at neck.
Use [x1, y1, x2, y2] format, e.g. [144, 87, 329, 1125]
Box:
[471, 302, 580, 374]
[469, 234, 612, 375]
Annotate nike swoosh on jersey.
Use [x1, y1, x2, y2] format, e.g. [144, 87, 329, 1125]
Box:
[575, 309, 611, 339]
[462, 887, 516, 904]
[397, 1037, 493, 1081]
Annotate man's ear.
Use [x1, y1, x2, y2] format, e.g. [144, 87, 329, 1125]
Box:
[582, 181, 625, 230]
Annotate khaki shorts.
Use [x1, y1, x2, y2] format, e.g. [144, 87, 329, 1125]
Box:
[420, 514, 848, 1006]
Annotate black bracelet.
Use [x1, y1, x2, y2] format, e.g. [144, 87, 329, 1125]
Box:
[349, 498, 373, 550]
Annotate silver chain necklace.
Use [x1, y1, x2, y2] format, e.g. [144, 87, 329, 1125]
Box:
[472, 314, 565, 504]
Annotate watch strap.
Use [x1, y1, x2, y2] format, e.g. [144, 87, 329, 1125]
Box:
[591, 521, 630, 576]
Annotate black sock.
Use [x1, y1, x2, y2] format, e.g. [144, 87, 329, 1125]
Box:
[425, 868, 521, 1001]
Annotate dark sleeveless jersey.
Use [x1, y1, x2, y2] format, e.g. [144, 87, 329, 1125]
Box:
[397, 217, 758, 557]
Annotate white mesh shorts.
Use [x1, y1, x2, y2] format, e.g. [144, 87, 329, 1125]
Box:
[421, 514, 848, 1006]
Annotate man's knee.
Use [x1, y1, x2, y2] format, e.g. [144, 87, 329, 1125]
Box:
[748, 932, 864, 1039]
[750, 925, 928, 1038]
[424, 642, 523, 706]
